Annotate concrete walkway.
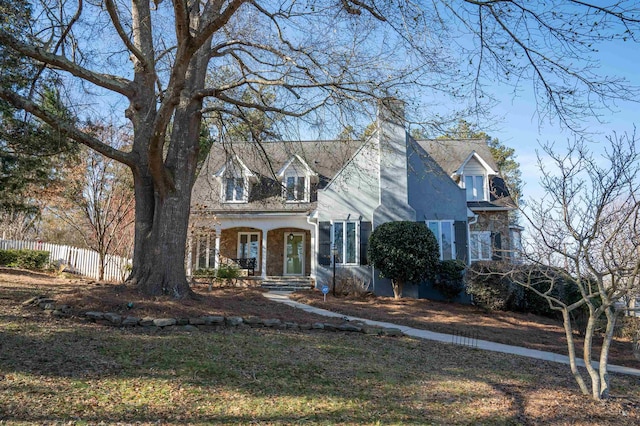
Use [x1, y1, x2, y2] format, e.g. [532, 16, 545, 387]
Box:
[263, 292, 640, 378]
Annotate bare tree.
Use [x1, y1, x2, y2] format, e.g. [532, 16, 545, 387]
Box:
[48, 124, 135, 281]
[1, 1, 639, 297]
[516, 133, 640, 400]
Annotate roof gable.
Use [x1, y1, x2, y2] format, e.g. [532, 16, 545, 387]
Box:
[276, 154, 319, 178]
[456, 151, 499, 176]
[214, 155, 255, 179]
[415, 138, 499, 176]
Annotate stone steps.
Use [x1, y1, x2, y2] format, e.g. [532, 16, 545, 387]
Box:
[260, 276, 315, 292]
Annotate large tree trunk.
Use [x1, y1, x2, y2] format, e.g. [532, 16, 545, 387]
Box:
[127, 180, 194, 298]
[125, 26, 210, 299]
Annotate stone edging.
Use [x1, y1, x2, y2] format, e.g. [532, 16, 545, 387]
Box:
[21, 295, 405, 337]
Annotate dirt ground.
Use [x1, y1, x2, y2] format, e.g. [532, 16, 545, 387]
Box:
[290, 291, 640, 369]
[2, 267, 638, 368]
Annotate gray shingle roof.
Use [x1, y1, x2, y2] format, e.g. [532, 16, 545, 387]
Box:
[191, 135, 515, 214]
[414, 138, 498, 176]
[191, 139, 362, 213]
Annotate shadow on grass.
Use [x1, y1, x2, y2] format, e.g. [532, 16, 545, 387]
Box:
[2, 322, 638, 425]
[292, 293, 639, 368]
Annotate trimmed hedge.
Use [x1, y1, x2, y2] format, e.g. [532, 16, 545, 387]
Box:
[0, 249, 50, 269]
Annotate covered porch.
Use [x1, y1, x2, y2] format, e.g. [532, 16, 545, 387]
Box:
[187, 213, 317, 282]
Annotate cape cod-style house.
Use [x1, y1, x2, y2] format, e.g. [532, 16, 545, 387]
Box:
[188, 99, 519, 297]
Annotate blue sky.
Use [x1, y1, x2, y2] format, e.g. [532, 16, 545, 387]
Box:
[486, 37, 640, 205]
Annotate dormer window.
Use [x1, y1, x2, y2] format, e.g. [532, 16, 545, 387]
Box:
[215, 156, 253, 204]
[285, 174, 307, 202]
[277, 155, 316, 203]
[465, 175, 486, 201]
[454, 151, 496, 203]
[225, 177, 246, 202]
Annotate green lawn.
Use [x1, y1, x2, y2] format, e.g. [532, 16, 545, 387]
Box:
[1, 317, 639, 425]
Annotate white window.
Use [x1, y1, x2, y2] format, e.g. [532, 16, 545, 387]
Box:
[194, 234, 217, 270]
[224, 177, 247, 202]
[427, 220, 456, 260]
[470, 231, 492, 261]
[237, 232, 260, 263]
[332, 221, 358, 264]
[465, 175, 486, 201]
[510, 228, 523, 263]
[284, 173, 308, 202]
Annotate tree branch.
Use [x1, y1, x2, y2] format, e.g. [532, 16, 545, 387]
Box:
[0, 30, 134, 97]
[105, 0, 152, 71]
[0, 88, 134, 167]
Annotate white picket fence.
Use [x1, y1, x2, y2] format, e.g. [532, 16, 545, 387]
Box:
[0, 239, 131, 282]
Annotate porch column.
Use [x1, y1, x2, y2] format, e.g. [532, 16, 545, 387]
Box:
[309, 226, 316, 280]
[261, 230, 268, 278]
[186, 235, 193, 277]
[214, 226, 221, 269]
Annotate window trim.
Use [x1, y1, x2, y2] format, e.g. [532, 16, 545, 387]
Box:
[331, 220, 359, 265]
[426, 220, 456, 260]
[470, 231, 492, 261]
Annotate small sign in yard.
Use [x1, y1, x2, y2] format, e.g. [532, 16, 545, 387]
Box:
[321, 285, 329, 302]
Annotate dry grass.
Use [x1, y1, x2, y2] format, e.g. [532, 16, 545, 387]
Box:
[291, 291, 640, 369]
[1, 268, 639, 425]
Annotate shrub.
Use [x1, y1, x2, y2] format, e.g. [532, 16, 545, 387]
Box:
[466, 262, 591, 319]
[334, 269, 370, 298]
[216, 263, 240, 280]
[193, 268, 217, 278]
[432, 259, 466, 301]
[0, 250, 18, 266]
[465, 261, 523, 311]
[0, 249, 50, 269]
[368, 221, 440, 299]
[615, 316, 640, 340]
[193, 264, 240, 288]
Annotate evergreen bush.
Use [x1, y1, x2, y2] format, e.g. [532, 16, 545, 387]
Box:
[432, 259, 466, 301]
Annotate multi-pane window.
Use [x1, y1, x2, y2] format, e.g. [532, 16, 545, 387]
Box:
[238, 232, 260, 262]
[194, 234, 217, 270]
[427, 220, 455, 260]
[470, 231, 492, 261]
[465, 175, 485, 201]
[285, 175, 306, 201]
[225, 177, 246, 202]
[332, 221, 357, 264]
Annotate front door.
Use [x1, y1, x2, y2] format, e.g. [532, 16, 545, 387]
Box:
[284, 233, 304, 275]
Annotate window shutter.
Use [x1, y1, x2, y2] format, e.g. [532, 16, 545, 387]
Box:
[491, 232, 502, 261]
[360, 221, 372, 265]
[454, 221, 467, 262]
[318, 222, 331, 266]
